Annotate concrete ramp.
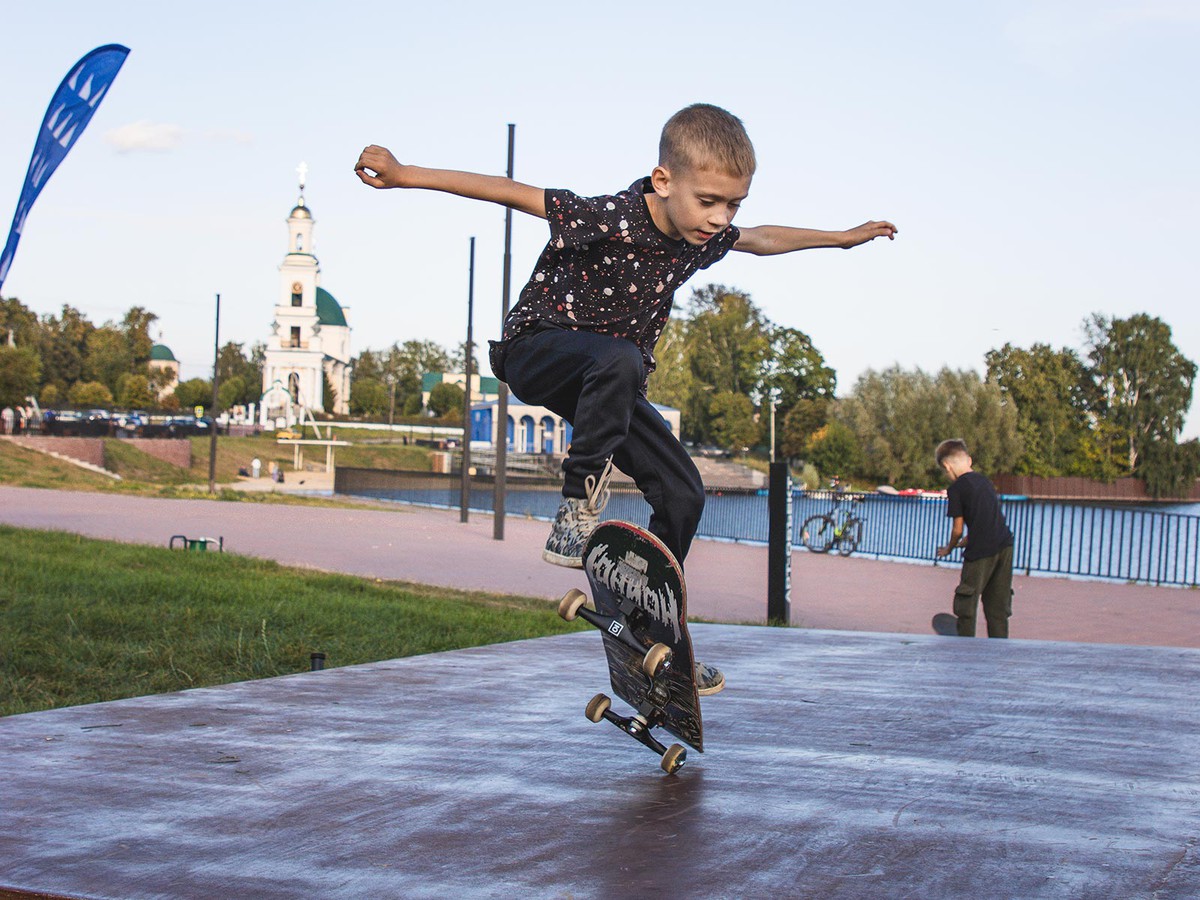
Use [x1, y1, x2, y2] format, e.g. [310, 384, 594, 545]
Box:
[1, 625, 1197, 899]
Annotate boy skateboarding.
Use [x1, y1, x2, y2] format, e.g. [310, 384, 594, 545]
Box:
[356, 103, 896, 693]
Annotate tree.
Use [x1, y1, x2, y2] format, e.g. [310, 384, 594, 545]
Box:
[646, 317, 695, 418]
[428, 381, 465, 417]
[39, 383, 62, 407]
[762, 326, 836, 413]
[0, 345, 41, 407]
[173, 378, 212, 411]
[216, 342, 260, 407]
[985, 342, 1090, 477]
[120, 307, 158, 367]
[706, 391, 758, 453]
[322, 372, 337, 413]
[1084, 313, 1196, 475]
[218, 375, 247, 411]
[1139, 438, 1200, 499]
[839, 366, 1021, 486]
[0, 297, 40, 348]
[803, 420, 861, 480]
[83, 327, 134, 394]
[350, 378, 388, 416]
[68, 381, 114, 408]
[779, 397, 831, 460]
[38, 305, 93, 393]
[116, 373, 155, 409]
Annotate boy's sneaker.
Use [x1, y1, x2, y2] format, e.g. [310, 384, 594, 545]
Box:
[542, 460, 614, 568]
[694, 661, 726, 696]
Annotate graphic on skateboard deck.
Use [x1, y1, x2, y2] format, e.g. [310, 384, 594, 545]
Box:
[932, 612, 957, 636]
[557, 520, 702, 774]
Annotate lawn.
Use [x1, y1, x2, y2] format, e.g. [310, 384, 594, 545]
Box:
[0, 526, 584, 716]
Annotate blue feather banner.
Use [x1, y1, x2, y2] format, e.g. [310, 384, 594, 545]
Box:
[0, 43, 130, 293]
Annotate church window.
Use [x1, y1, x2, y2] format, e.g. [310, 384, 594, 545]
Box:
[295, 233, 303, 251]
[291, 291, 302, 306]
[290, 326, 301, 348]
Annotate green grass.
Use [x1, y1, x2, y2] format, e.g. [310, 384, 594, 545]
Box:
[0, 525, 585, 717]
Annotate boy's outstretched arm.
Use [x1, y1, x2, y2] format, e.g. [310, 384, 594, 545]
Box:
[355, 145, 547, 219]
[734, 221, 897, 256]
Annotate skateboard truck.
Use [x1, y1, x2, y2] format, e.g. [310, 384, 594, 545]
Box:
[559, 588, 687, 774]
[558, 589, 673, 678]
[585, 693, 687, 774]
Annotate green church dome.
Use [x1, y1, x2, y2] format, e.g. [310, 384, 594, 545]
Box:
[150, 343, 177, 362]
[315, 287, 347, 327]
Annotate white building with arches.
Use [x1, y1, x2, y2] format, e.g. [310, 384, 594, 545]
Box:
[470, 397, 681, 454]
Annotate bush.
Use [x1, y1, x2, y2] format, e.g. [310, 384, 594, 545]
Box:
[67, 380, 114, 408]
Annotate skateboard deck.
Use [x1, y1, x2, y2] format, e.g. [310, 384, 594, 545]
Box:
[558, 520, 702, 773]
[932, 612, 958, 636]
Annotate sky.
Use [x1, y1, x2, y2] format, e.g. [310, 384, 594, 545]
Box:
[2, 1, 1198, 435]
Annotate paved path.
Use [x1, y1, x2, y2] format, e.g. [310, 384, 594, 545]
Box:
[1, 484, 1196, 648]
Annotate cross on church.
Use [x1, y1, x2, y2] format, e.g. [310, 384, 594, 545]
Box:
[296, 161, 308, 192]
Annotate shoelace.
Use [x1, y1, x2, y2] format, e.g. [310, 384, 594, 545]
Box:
[583, 457, 615, 515]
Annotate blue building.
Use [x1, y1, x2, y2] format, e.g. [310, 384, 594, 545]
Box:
[470, 398, 681, 454]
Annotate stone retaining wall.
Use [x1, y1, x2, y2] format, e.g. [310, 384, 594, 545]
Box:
[6, 436, 191, 469]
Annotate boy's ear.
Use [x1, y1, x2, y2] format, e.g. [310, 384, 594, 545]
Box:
[650, 165, 672, 198]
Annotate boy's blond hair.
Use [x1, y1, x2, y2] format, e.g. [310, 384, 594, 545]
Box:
[935, 438, 970, 467]
[659, 104, 756, 178]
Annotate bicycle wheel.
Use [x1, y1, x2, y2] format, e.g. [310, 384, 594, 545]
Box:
[801, 514, 836, 553]
[837, 518, 863, 557]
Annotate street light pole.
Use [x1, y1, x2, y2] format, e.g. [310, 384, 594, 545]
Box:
[207, 293, 221, 494]
[494, 123, 515, 542]
[461, 236, 475, 523]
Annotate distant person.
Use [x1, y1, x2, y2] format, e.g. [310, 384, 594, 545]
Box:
[356, 103, 896, 694]
[935, 439, 1014, 638]
[1, 406, 12, 435]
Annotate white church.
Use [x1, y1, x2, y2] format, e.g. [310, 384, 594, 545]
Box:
[261, 165, 352, 423]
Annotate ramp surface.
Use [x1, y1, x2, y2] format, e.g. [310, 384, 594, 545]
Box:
[2, 626, 1198, 899]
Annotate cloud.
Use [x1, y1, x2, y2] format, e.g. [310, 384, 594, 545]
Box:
[104, 120, 185, 152]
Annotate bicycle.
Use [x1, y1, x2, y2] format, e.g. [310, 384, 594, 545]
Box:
[801, 493, 865, 557]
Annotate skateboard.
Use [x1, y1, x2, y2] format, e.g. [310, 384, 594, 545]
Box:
[557, 520, 702, 774]
[932, 612, 958, 636]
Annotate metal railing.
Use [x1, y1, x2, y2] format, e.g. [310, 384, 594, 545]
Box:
[333, 469, 1200, 587]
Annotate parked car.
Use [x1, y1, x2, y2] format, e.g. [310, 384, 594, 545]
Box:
[111, 411, 148, 436]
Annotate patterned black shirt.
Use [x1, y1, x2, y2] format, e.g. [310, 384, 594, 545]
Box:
[502, 177, 740, 377]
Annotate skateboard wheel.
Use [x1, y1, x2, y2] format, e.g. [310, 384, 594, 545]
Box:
[661, 744, 687, 774]
[585, 693, 611, 723]
[642, 643, 673, 678]
[558, 588, 588, 622]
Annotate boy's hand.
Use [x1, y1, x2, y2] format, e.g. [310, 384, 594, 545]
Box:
[935, 544, 953, 558]
[840, 220, 897, 248]
[355, 145, 405, 189]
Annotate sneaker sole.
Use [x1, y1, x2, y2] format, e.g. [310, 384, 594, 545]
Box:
[542, 548, 584, 568]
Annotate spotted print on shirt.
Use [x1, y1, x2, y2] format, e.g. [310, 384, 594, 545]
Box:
[503, 177, 739, 378]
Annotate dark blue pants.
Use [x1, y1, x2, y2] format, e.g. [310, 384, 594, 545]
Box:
[502, 327, 705, 564]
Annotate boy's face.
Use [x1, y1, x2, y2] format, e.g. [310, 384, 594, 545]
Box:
[649, 165, 752, 245]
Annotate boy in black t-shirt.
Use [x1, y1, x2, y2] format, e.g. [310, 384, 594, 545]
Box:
[935, 439, 1014, 638]
[357, 105, 896, 692]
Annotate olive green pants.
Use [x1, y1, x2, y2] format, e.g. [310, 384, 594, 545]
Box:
[953, 545, 1014, 638]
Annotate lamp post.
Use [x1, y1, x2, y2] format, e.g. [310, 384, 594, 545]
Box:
[461, 237, 475, 523]
[207, 293, 221, 494]
[494, 123, 515, 541]
[386, 373, 396, 427]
